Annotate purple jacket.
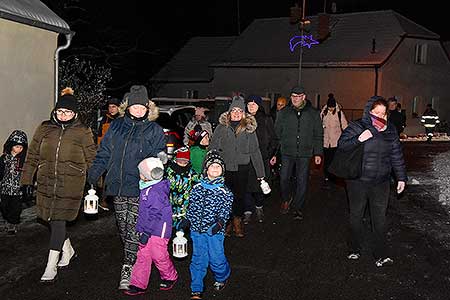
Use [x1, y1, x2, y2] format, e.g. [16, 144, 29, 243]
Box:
[136, 179, 172, 239]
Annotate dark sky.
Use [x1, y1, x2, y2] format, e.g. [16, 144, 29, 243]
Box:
[43, 0, 450, 97]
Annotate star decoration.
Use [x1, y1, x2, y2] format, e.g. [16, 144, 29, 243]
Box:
[289, 35, 319, 52]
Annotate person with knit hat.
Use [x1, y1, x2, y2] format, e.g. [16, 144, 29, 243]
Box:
[275, 85, 323, 220]
[124, 157, 178, 296]
[320, 93, 348, 183]
[183, 107, 213, 146]
[0, 130, 28, 235]
[188, 125, 210, 174]
[209, 95, 265, 237]
[165, 146, 199, 232]
[186, 150, 233, 299]
[242, 94, 278, 224]
[20, 87, 97, 283]
[87, 84, 167, 290]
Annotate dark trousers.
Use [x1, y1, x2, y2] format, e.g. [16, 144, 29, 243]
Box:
[280, 156, 310, 210]
[49, 220, 67, 251]
[0, 194, 22, 224]
[114, 196, 140, 266]
[323, 147, 337, 179]
[347, 180, 390, 258]
[225, 164, 250, 217]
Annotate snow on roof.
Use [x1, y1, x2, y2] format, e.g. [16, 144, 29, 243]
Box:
[0, 0, 70, 34]
[213, 10, 439, 67]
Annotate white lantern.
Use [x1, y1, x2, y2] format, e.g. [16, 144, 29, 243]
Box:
[83, 188, 98, 215]
[260, 179, 271, 194]
[172, 231, 188, 258]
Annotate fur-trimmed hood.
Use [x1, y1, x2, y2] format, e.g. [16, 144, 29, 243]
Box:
[218, 111, 257, 134]
[118, 100, 159, 121]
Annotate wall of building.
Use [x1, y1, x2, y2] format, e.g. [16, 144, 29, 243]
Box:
[0, 18, 57, 143]
[380, 38, 450, 135]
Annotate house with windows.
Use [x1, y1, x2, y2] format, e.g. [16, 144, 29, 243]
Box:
[151, 10, 450, 135]
[0, 0, 72, 142]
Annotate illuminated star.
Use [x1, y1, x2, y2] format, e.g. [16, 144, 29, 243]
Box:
[289, 34, 319, 52]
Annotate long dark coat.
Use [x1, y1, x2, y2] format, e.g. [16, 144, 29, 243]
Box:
[21, 115, 97, 222]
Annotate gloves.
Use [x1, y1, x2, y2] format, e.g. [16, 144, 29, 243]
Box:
[22, 185, 34, 198]
[139, 232, 151, 245]
[207, 221, 223, 236]
[176, 219, 190, 232]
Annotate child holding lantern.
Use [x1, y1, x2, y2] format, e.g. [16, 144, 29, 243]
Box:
[186, 150, 233, 300]
[124, 157, 178, 296]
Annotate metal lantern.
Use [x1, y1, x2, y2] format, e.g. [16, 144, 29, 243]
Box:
[260, 179, 271, 195]
[83, 187, 98, 215]
[172, 231, 188, 258]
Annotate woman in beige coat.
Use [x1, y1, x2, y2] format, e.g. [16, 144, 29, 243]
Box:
[21, 88, 97, 283]
[320, 94, 348, 182]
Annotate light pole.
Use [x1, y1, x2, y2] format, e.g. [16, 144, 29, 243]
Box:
[297, 0, 306, 85]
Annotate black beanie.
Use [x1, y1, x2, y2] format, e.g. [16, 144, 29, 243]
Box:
[108, 97, 121, 106]
[55, 94, 78, 113]
[203, 150, 225, 176]
[126, 85, 149, 107]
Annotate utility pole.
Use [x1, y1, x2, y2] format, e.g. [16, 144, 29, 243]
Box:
[237, 0, 241, 35]
[297, 0, 306, 85]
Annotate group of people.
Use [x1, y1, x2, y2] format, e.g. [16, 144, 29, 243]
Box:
[0, 82, 414, 299]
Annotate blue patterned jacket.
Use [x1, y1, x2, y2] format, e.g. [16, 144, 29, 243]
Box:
[187, 176, 233, 234]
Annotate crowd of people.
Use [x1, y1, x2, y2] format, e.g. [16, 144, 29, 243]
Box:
[0, 83, 415, 299]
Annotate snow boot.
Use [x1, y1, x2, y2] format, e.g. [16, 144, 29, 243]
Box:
[58, 238, 76, 268]
[40, 250, 60, 283]
[118, 264, 132, 290]
[233, 217, 244, 238]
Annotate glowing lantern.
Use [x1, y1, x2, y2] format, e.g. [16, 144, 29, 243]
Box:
[172, 231, 188, 258]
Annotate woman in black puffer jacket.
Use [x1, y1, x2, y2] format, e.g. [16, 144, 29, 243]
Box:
[338, 96, 407, 267]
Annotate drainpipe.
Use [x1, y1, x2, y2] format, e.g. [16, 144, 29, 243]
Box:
[374, 65, 379, 96]
[54, 33, 74, 104]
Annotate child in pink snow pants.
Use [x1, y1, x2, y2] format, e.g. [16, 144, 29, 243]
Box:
[125, 157, 178, 296]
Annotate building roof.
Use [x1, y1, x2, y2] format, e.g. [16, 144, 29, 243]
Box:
[0, 0, 71, 34]
[151, 36, 236, 82]
[213, 10, 439, 68]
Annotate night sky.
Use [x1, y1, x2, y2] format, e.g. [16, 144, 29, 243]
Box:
[42, 0, 450, 97]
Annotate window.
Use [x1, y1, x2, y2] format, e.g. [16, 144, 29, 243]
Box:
[315, 94, 321, 109]
[431, 96, 439, 110]
[415, 44, 428, 64]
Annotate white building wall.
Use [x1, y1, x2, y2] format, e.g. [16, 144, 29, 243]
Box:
[0, 18, 57, 143]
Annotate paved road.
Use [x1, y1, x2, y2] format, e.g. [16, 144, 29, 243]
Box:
[1, 142, 450, 300]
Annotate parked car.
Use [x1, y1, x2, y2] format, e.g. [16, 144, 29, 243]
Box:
[156, 105, 196, 158]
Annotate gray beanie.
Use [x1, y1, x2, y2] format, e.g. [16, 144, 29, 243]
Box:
[228, 96, 245, 112]
[126, 85, 149, 107]
[138, 157, 164, 181]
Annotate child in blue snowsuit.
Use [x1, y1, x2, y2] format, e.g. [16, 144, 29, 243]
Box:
[186, 150, 233, 300]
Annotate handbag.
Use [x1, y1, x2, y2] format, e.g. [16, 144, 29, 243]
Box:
[328, 142, 364, 179]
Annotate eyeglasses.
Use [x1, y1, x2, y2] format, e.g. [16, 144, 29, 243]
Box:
[56, 109, 74, 116]
[230, 108, 243, 113]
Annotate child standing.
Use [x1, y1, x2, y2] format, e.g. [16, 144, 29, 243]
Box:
[0, 130, 28, 235]
[166, 147, 199, 232]
[125, 157, 178, 296]
[188, 125, 210, 175]
[186, 150, 233, 300]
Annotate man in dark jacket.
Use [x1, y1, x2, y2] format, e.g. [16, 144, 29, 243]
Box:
[274, 86, 323, 220]
[387, 97, 405, 136]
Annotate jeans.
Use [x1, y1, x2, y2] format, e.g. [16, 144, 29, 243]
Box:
[347, 180, 390, 258]
[280, 156, 310, 210]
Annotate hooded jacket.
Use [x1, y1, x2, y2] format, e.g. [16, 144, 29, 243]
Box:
[87, 100, 167, 197]
[0, 130, 28, 196]
[20, 114, 97, 221]
[320, 103, 348, 148]
[209, 111, 265, 178]
[338, 96, 407, 183]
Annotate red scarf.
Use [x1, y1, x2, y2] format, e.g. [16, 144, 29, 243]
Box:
[369, 113, 387, 131]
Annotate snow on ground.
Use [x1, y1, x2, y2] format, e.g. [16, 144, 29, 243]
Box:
[432, 151, 450, 208]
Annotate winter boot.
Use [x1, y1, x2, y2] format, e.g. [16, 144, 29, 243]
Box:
[224, 221, 233, 237]
[58, 238, 76, 268]
[118, 264, 132, 290]
[233, 217, 244, 238]
[40, 250, 60, 283]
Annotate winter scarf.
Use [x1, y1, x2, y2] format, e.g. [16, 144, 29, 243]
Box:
[369, 113, 387, 131]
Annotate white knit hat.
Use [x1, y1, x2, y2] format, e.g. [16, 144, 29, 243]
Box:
[138, 157, 164, 181]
